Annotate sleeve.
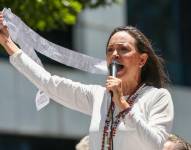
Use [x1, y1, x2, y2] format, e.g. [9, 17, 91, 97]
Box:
[9, 50, 96, 115]
[123, 88, 174, 150]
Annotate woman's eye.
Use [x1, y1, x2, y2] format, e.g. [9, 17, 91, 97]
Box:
[121, 49, 127, 52]
[107, 48, 113, 53]
[119, 48, 129, 54]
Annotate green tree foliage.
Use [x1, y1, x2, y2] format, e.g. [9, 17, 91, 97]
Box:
[0, 0, 120, 31]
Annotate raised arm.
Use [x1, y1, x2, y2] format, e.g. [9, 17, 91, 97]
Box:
[0, 12, 98, 115]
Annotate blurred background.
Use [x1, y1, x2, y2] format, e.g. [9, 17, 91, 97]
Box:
[0, 0, 191, 149]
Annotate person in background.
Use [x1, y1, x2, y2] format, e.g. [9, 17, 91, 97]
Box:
[75, 136, 89, 150]
[0, 11, 174, 150]
[163, 134, 191, 150]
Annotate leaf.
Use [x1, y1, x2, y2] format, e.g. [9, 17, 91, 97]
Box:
[0, 0, 120, 31]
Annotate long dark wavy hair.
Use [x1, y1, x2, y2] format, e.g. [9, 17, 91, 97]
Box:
[106, 26, 169, 88]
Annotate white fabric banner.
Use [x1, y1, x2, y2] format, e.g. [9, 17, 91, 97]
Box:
[2, 8, 108, 110]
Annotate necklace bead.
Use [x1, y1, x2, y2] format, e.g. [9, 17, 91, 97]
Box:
[101, 84, 145, 150]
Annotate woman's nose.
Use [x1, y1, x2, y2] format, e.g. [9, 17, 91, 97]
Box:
[112, 49, 119, 59]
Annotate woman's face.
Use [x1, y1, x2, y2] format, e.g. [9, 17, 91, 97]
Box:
[106, 31, 148, 82]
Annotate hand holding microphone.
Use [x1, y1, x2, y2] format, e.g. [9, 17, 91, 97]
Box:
[107, 60, 121, 91]
[108, 60, 120, 98]
[106, 61, 123, 108]
[106, 60, 130, 110]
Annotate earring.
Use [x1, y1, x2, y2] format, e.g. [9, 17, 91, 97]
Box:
[139, 64, 143, 68]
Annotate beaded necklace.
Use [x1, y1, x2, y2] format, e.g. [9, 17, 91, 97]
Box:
[101, 84, 145, 150]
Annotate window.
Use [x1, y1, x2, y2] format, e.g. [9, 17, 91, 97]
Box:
[128, 0, 191, 86]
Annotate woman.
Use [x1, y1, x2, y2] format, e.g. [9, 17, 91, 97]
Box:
[0, 12, 174, 150]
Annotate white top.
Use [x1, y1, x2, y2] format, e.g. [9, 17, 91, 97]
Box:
[10, 50, 174, 150]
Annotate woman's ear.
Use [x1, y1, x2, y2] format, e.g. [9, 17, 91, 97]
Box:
[139, 53, 148, 68]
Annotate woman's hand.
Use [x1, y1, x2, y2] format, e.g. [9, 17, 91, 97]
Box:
[0, 12, 10, 45]
[106, 76, 130, 111]
[0, 12, 20, 55]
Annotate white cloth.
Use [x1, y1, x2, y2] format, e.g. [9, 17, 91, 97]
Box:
[10, 50, 174, 150]
[2, 8, 108, 110]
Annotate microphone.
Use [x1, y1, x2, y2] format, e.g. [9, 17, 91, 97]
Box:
[108, 60, 119, 98]
[109, 60, 118, 77]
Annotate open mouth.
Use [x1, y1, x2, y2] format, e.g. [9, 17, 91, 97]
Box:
[109, 61, 124, 73]
[108, 61, 125, 76]
[116, 62, 124, 72]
